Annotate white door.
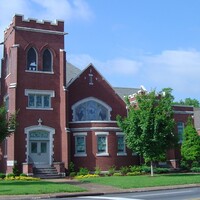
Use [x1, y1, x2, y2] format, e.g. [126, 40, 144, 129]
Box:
[29, 141, 50, 167]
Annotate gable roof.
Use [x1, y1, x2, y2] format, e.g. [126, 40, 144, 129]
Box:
[66, 62, 81, 84]
[66, 62, 140, 101]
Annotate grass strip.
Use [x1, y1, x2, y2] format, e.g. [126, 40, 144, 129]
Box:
[0, 180, 86, 195]
[80, 173, 200, 189]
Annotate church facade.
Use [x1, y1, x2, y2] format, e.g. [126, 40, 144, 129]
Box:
[0, 15, 194, 175]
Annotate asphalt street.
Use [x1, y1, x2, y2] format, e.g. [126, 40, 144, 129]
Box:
[46, 187, 200, 200]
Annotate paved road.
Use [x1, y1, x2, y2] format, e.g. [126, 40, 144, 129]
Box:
[45, 187, 200, 200]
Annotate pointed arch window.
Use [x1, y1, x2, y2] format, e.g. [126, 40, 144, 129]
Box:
[43, 49, 52, 72]
[27, 47, 37, 71]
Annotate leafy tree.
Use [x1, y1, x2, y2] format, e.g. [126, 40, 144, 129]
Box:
[117, 88, 176, 176]
[181, 117, 200, 167]
[174, 98, 200, 108]
[0, 105, 18, 143]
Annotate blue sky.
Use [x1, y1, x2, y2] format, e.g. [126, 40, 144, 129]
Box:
[1, 0, 200, 101]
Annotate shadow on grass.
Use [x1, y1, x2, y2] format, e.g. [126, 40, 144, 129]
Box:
[161, 173, 200, 177]
[0, 181, 66, 186]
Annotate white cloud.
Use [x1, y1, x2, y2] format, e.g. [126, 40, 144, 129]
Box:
[138, 49, 200, 100]
[68, 54, 141, 75]
[0, 0, 93, 60]
[68, 50, 200, 100]
[30, 0, 93, 22]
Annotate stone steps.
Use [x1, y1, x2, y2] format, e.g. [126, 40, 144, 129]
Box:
[33, 166, 62, 179]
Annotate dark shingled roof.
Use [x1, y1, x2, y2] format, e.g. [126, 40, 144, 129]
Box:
[66, 62, 81, 84]
[113, 87, 140, 101]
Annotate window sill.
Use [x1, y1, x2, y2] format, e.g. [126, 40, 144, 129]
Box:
[74, 153, 87, 157]
[26, 107, 53, 110]
[117, 152, 127, 156]
[25, 70, 54, 74]
[96, 153, 109, 157]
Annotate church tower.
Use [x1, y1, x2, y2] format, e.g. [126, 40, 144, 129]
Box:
[0, 15, 68, 175]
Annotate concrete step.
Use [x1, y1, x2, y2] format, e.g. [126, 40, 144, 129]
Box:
[33, 166, 62, 179]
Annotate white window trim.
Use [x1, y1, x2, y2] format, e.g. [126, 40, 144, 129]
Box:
[73, 132, 87, 157]
[116, 132, 127, 156]
[25, 89, 55, 110]
[95, 132, 109, 156]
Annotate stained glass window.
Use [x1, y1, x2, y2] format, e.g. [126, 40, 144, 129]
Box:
[74, 100, 109, 121]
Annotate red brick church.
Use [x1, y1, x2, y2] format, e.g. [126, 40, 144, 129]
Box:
[0, 15, 194, 176]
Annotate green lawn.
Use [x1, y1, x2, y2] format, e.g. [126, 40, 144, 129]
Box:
[80, 173, 200, 189]
[0, 180, 86, 195]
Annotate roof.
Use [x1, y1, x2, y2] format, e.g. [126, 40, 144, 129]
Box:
[113, 87, 140, 101]
[66, 62, 140, 101]
[66, 62, 81, 84]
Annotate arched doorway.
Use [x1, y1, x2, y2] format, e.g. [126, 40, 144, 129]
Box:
[25, 125, 55, 168]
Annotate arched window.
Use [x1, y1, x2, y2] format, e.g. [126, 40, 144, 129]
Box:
[72, 97, 112, 121]
[27, 47, 37, 71]
[43, 49, 52, 72]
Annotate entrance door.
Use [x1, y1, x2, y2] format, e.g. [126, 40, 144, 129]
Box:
[29, 141, 50, 167]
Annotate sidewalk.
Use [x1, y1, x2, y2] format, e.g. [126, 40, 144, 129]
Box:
[0, 178, 200, 200]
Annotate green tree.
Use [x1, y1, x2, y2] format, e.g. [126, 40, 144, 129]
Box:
[181, 117, 200, 167]
[0, 105, 18, 143]
[117, 88, 176, 176]
[174, 98, 200, 108]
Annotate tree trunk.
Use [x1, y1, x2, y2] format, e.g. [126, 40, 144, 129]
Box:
[150, 161, 154, 176]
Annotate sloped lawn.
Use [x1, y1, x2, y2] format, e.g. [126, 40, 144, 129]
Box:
[80, 173, 200, 189]
[0, 180, 86, 195]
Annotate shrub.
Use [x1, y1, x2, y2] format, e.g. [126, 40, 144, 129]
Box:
[127, 171, 141, 176]
[0, 173, 6, 179]
[191, 167, 200, 173]
[20, 173, 27, 177]
[108, 166, 116, 175]
[5, 176, 40, 181]
[129, 165, 142, 172]
[141, 165, 151, 173]
[12, 165, 20, 176]
[94, 167, 101, 175]
[180, 159, 190, 170]
[69, 161, 75, 173]
[113, 172, 122, 176]
[119, 166, 129, 175]
[6, 173, 15, 178]
[77, 167, 89, 176]
[154, 167, 170, 174]
[69, 172, 76, 177]
[192, 161, 200, 168]
[75, 174, 99, 179]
